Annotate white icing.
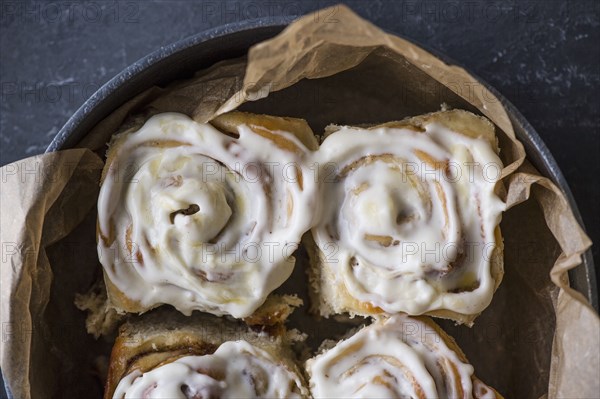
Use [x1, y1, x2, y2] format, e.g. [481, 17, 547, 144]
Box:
[97, 113, 316, 318]
[98, 112, 505, 318]
[307, 315, 496, 399]
[113, 340, 306, 399]
[311, 123, 505, 315]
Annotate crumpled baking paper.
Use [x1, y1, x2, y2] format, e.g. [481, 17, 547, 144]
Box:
[1, 5, 596, 398]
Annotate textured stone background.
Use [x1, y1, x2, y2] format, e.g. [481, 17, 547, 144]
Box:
[1, 0, 598, 287]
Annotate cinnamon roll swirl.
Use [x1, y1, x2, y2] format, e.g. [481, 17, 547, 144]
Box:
[308, 110, 505, 323]
[105, 310, 309, 399]
[97, 112, 318, 318]
[306, 314, 501, 398]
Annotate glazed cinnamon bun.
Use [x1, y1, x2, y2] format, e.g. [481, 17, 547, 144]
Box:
[105, 310, 309, 399]
[307, 110, 505, 323]
[306, 314, 501, 398]
[97, 111, 318, 318]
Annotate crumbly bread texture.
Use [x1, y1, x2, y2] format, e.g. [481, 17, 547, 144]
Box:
[307, 109, 505, 325]
[243, 294, 303, 327]
[77, 275, 302, 338]
[74, 279, 124, 339]
[104, 308, 309, 399]
[99, 111, 316, 317]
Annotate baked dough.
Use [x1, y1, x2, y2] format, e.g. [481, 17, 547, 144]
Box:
[306, 314, 503, 398]
[105, 309, 309, 398]
[307, 110, 505, 324]
[97, 112, 318, 318]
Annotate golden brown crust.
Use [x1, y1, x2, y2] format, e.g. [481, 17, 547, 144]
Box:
[377, 109, 499, 153]
[210, 111, 319, 151]
[243, 294, 303, 327]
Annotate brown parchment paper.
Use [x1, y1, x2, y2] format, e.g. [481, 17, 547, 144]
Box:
[1, 5, 597, 398]
[1, 150, 104, 398]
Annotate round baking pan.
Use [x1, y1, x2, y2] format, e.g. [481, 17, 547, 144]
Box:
[0, 16, 593, 399]
[45, 16, 597, 310]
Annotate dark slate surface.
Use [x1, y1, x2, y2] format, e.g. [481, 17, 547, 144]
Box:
[1, 0, 598, 283]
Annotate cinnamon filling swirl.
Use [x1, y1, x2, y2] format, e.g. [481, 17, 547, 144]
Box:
[311, 120, 505, 316]
[307, 315, 498, 399]
[97, 113, 316, 318]
[113, 341, 306, 399]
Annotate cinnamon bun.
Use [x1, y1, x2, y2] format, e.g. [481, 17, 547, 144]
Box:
[105, 310, 309, 398]
[97, 112, 318, 318]
[307, 110, 505, 323]
[306, 314, 502, 398]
